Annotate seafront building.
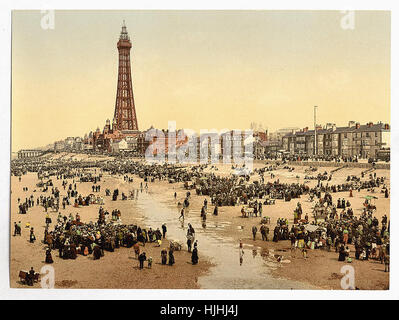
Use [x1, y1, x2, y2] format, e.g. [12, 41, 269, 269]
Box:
[282, 121, 390, 159]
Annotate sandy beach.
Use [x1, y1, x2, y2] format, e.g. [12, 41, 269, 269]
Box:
[10, 153, 390, 289]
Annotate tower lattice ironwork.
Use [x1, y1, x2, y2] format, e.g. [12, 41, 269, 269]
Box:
[113, 21, 138, 131]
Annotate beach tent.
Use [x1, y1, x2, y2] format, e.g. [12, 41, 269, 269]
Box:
[304, 224, 319, 232]
[304, 224, 326, 233]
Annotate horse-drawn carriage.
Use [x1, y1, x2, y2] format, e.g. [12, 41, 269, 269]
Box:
[261, 216, 271, 224]
[312, 205, 328, 223]
[184, 181, 196, 190]
[169, 240, 182, 251]
[305, 167, 318, 173]
[263, 198, 276, 205]
[36, 179, 53, 188]
[80, 176, 91, 182]
[19, 270, 40, 284]
[88, 194, 104, 205]
[364, 195, 377, 211]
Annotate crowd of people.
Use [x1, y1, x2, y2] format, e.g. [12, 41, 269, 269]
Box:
[11, 155, 390, 289]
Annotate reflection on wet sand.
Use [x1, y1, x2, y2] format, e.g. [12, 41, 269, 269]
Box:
[134, 190, 313, 289]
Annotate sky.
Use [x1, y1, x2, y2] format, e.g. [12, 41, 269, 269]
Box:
[11, 10, 390, 151]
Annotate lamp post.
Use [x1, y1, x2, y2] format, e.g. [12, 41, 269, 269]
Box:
[314, 106, 318, 156]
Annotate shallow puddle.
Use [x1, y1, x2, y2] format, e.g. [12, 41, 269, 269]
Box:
[133, 190, 314, 289]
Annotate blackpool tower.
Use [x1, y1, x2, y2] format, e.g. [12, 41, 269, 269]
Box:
[113, 21, 139, 131]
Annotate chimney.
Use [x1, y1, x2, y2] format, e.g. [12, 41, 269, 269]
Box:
[384, 124, 390, 130]
[367, 122, 373, 127]
[348, 121, 355, 127]
[355, 123, 360, 129]
[303, 127, 308, 132]
[325, 123, 336, 130]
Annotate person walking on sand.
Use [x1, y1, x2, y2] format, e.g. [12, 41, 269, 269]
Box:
[13, 222, 20, 236]
[162, 223, 167, 239]
[29, 227, 36, 243]
[134, 242, 140, 259]
[384, 254, 390, 272]
[179, 207, 185, 220]
[187, 234, 193, 252]
[161, 249, 167, 265]
[191, 246, 199, 265]
[168, 249, 175, 266]
[213, 205, 218, 216]
[138, 252, 146, 270]
[45, 248, 53, 264]
[252, 226, 257, 241]
[260, 224, 268, 241]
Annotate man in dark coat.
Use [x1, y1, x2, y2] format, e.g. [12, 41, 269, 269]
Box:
[138, 252, 146, 269]
[252, 226, 257, 241]
[338, 244, 346, 261]
[27, 267, 35, 286]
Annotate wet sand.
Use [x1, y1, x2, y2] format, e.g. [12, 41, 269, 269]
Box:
[10, 154, 390, 289]
[10, 170, 211, 289]
[138, 161, 390, 290]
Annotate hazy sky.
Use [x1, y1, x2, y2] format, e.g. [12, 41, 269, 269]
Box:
[12, 10, 390, 151]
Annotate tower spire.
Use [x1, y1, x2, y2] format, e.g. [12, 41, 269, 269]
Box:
[114, 21, 138, 131]
[120, 20, 129, 40]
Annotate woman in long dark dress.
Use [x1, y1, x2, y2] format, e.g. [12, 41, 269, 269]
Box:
[29, 228, 36, 243]
[213, 205, 218, 216]
[273, 226, 279, 242]
[168, 249, 175, 266]
[191, 247, 198, 265]
[45, 248, 53, 264]
[338, 244, 346, 261]
[93, 245, 102, 260]
[70, 244, 77, 259]
[161, 249, 167, 265]
[187, 236, 192, 252]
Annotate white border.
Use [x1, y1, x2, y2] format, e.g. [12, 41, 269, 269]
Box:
[0, 0, 398, 300]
